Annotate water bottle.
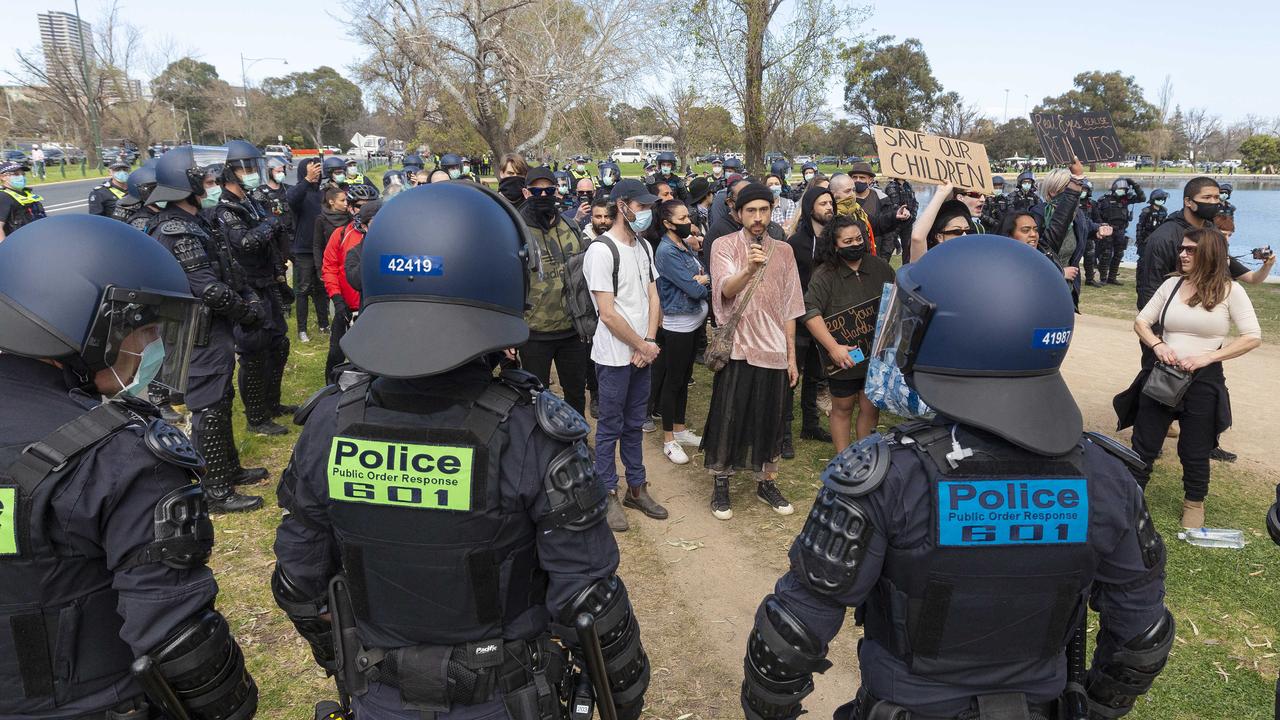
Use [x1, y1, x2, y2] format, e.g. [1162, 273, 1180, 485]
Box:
[1177, 527, 1245, 549]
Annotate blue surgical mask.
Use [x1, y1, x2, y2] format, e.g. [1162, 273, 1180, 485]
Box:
[462, 165, 471, 175]
[629, 208, 653, 233]
[601, 173, 615, 186]
[993, 188, 1004, 196]
[333, 173, 347, 184]
[1021, 182, 1032, 192]
[114, 170, 130, 183]
[660, 165, 673, 175]
[770, 185, 783, 198]
[1115, 188, 1127, 196]
[240, 172, 261, 190]
[1154, 199, 1165, 207]
[448, 169, 462, 180]
[577, 164, 586, 172]
[201, 186, 222, 208]
[9, 176, 27, 190]
[154, 201, 167, 209]
[272, 171, 286, 183]
[116, 339, 166, 398]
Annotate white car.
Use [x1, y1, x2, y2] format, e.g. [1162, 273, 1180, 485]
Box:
[794, 155, 813, 164]
[610, 148, 644, 164]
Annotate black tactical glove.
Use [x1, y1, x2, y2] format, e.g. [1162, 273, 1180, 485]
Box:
[332, 295, 352, 324]
[242, 299, 266, 329]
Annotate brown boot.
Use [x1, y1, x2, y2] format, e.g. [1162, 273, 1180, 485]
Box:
[1181, 499, 1205, 529]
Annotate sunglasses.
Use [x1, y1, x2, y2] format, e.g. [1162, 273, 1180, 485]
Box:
[957, 191, 985, 199]
[1179, 244, 1198, 255]
[940, 227, 970, 238]
[527, 186, 557, 197]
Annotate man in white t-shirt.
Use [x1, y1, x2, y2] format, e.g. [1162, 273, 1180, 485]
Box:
[585, 179, 668, 532]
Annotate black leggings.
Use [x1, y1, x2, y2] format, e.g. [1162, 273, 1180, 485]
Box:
[1129, 364, 1222, 502]
[651, 326, 699, 431]
[293, 255, 329, 331]
[520, 335, 589, 415]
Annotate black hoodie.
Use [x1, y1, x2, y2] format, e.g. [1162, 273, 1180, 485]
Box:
[287, 157, 323, 256]
[788, 186, 833, 291]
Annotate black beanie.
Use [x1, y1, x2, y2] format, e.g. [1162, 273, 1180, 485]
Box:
[735, 182, 775, 209]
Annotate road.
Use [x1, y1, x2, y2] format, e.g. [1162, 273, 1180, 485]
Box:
[32, 176, 105, 215]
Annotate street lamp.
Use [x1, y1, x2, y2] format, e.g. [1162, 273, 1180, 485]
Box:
[239, 54, 288, 141]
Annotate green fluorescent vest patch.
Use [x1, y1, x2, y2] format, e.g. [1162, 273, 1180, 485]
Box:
[0, 487, 18, 555]
[328, 437, 474, 511]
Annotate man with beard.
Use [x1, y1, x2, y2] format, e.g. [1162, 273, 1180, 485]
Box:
[705, 177, 788, 280]
[518, 167, 591, 416]
[783, 186, 837, 456]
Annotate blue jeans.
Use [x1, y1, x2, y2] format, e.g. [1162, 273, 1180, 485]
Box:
[595, 363, 650, 491]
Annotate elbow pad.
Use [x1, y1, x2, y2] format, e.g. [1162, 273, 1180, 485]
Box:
[122, 484, 214, 571]
[1085, 610, 1175, 718]
[151, 609, 257, 720]
[560, 576, 650, 715]
[742, 595, 833, 720]
[201, 282, 249, 320]
[271, 565, 336, 672]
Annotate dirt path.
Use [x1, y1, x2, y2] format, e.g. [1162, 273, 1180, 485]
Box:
[1061, 313, 1280, 477]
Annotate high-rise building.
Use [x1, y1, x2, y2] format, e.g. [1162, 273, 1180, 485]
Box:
[38, 10, 92, 76]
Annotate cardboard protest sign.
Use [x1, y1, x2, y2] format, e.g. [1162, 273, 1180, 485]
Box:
[873, 125, 993, 194]
[1030, 112, 1124, 164]
[819, 296, 881, 376]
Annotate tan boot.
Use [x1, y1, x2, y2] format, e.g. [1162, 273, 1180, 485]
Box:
[1181, 499, 1205, 529]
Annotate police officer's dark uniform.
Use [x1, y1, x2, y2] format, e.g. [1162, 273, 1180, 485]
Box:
[1268, 487, 1280, 719]
[213, 141, 294, 437]
[597, 161, 620, 195]
[1217, 183, 1236, 217]
[252, 157, 297, 264]
[148, 145, 268, 513]
[1093, 178, 1145, 286]
[981, 176, 1009, 230]
[89, 160, 132, 217]
[707, 156, 728, 195]
[0, 215, 256, 720]
[653, 152, 690, 203]
[741, 235, 1173, 720]
[110, 162, 162, 232]
[272, 183, 651, 720]
[1134, 189, 1168, 261]
[1008, 171, 1041, 215]
[0, 161, 47, 237]
[568, 155, 593, 183]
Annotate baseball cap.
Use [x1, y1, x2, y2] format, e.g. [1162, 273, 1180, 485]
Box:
[609, 178, 658, 205]
[526, 167, 556, 185]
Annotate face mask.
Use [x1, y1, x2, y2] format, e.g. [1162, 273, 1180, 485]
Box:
[272, 171, 286, 183]
[9, 176, 27, 190]
[601, 173, 615, 186]
[462, 165, 471, 175]
[993, 188, 1004, 196]
[804, 172, 814, 183]
[1191, 200, 1220, 220]
[114, 339, 165, 398]
[712, 166, 723, 177]
[240, 172, 261, 190]
[1154, 199, 1165, 207]
[558, 184, 570, 195]
[498, 176, 526, 203]
[1114, 188, 1127, 197]
[838, 244, 867, 262]
[333, 173, 347, 184]
[114, 170, 130, 183]
[854, 181, 869, 194]
[836, 196, 860, 217]
[770, 185, 783, 198]
[628, 208, 652, 233]
[1221, 193, 1230, 200]
[577, 164, 586, 172]
[200, 186, 222, 208]
[1080, 190, 1088, 199]
[660, 165, 673, 175]
[447, 169, 461, 180]
[154, 201, 167, 209]
[669, 221, 692, 239]
[1021, 182, 1032, 192]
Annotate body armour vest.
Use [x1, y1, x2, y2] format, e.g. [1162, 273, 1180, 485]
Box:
[327, 375, 547, 651]
[860, 423, 1099, 685]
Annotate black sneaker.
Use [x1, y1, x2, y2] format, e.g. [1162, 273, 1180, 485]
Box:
[274, 403, 301, 417]
[800, 427, 832, 442]
[205, 484, 264, 513]
[1209, 447, 1238, 463]
[248, 420, 289, 436]
[781, 436, 796, 459]
[756, 479, 794, 515]
[711, 476, 732, 520]
[1106, 278, 1122, 286]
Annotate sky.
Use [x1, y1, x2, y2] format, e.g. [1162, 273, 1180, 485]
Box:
[8, 0, 1280, 125]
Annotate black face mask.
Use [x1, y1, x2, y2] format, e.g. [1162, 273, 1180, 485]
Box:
[838, 244, 867, 262]
[526, 195, 559, 229]
[853, 181, 869, 194]
[668, 222, 692, 239]
[1190, 200, 1220, 221]
[498, 176, 526, 203]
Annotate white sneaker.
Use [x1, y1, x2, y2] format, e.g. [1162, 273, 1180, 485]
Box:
[299, 331, 311, 343]
[663, 440, 689, 465]
[673, 429, 702, 446]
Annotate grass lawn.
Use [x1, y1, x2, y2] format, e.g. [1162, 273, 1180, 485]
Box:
[27, 164, 110, 186]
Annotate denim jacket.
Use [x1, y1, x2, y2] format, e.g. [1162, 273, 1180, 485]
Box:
[655, 236, 709, 316]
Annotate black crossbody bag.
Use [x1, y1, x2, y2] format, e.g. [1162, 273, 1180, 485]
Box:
[1142, 278, 1194, 408]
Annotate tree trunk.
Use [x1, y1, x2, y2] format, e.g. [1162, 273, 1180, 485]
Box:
[742, 0, 768, 175]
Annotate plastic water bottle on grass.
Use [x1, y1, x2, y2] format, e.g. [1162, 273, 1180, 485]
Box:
[1177, 527, 1245, 549]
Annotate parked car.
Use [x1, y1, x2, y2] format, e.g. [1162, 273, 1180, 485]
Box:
[3, 149, 29, 166]
[610, 148, 644, 164]
[62, 146, 86, 164]
[42, 148, 66, 165]
[817, 155, 837, 164]
[793, 155, 813, 165]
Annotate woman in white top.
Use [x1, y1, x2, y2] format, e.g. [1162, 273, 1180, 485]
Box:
[1127, 227, 1262, 528]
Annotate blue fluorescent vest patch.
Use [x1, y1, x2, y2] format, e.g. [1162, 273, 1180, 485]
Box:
[937, 478, 1088, 546]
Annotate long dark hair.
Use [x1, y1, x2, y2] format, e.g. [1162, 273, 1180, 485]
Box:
[644, 199, 688, 247]
[815, 214, 868, 268]
[1182, 227, 1232, 310]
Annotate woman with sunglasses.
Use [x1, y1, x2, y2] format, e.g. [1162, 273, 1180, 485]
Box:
[1119, 227, 1262, 528]
[1025, 158, 1097, 308]
[908, 183, 972, 261]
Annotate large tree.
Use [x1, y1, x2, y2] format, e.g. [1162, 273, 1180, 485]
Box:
[1238, 134, 1280, 172]
[356, 0, 651, 160]
[261, 67, 363, 148]
[1034, 70, 1158, 152]
[983, 118, 1038, 160]
[1180, 107, 1221, 162]
[151, 58, 222, 142]
[927, 91, 984, 139]
[606, 103, 664, 142]
[842, 36, 942, 135]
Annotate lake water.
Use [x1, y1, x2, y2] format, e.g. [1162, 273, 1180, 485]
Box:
[916, 178, 1280, 276]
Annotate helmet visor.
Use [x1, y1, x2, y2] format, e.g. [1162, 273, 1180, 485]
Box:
[870, 277, 935, 375]
[87, 286, 200, 395]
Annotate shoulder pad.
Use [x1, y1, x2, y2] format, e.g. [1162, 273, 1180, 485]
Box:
[144, 418, 204, 471]
[821, 433, 889, 497]
[295, 384, 341, 426]
[1084, 431, 1148, 474]
[540, 441, 606, 532]
[125, 483, 213, 570]
[497, 368, 545, 399]
[535, 390, 590, 442]
[160, 219, 197, 236]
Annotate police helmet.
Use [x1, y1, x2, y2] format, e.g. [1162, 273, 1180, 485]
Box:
[1150, 189, 1169, 203]
[322, 156, 347, 175]
[382, 169, 406, 191]
[769, 158, 790, 178]
[1220, 182, 1233, 196]
[553, 170, 573, 189]
[598, 161, 620, 187]
[440, 153, 463, 169]
[341, 182, 531, 378]
[573, 154, 588, 163]
[149, 145, 206, 204]
[656, 151, 678, 168]
[122, 164, 158, 205]
[266, 156, 288, 170]
[801, 161, 818, 173]
[992, 175, 1005, 187]
[0, 215, 199, 394]
[1111, 178, 1131, 192]
[709, 155, 724, 166]
[1016, 170, 1035, 188]
[347, 183, 380, 203]
[223, 140, 264, 184]
[723, 157, 744, 172]
[873, 234, 1080, 455]
[401, 153, 425, 171]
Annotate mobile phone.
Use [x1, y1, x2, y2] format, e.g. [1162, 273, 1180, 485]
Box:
[849, 348, 866, 364]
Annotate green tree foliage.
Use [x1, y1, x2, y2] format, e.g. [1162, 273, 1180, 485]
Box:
[261, 67, 363, 148]
[607, 103, 664, 142]
[686, 104, 741, 155]
[151, 58, 223, 141]
[842, 36, 942, 134]
[983, 118, 1039, 160]
[1238, 134, 1280, 172]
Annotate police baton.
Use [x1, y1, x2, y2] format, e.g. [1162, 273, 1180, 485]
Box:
[575, 612, 617, 720]
[1063, 623, 1089, 720]
[130, 655, 191, 720]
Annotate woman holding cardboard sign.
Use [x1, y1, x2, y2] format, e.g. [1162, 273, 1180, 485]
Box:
[802, 214, 895, 451]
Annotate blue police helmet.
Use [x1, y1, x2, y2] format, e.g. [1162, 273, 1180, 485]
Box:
[723, 157, 744, 171]
[340, 182, 531, 378]
[894, 234, 1081, 455]
[440, 153, 463, 168]
[401, 153, 425, 171]
[770, 158, 790, 177]
[149, 145, 204, 204]
[0, 215, 198, 386]
[1219, 182, 1233, 195]
[122, 164, 158, 205]
[992, 175, 1005, 186]
[801, 161, 817, 172]
[322, 155, 346, 173]
[1150, 189, 1168, 202]
[1016, 170, 1035, 187]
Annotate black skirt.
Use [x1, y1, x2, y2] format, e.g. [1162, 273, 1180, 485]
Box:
[701, 359, 790, 472]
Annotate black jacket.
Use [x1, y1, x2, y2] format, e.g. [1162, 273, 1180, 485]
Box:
[1136, 213, 1250, 309]
[288, 158, 323, 255]
[787, 186, 834, 292]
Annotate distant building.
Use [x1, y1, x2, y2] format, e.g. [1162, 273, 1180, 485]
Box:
[38, 11, 91, 77]
[623, 135, 675, 153]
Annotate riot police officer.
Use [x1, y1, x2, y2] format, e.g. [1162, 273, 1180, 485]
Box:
[708, 155, 728, 194]
[981, 175, 1009, 229]
[741, 235, 1172, 720]
[797, 161, 819, 196]
[0, 160, 46, 240]
[655, 151, 689, 202]
[110, 161, 161, 232]
[253, 156, 297, 261]
[149, 144, 269, 512]
[1135, 188, 1169, 260]
[1218, 182, 1236, 217]
[88, 158, 132, 217]
[272, 182, 650, 720]
[1094, 178, 1146, 285]
[213, 140, 295, 437]
[0, 215, 257, 719]
[723, 156, 744, 178]
[401, 153, 426, 187]
[1008, 170, 1041, 214]
[598, 160, 621, 191]
[440, 152, 468, 181]
[569, 154, 593, 182]
[322, 155, 350, 189]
